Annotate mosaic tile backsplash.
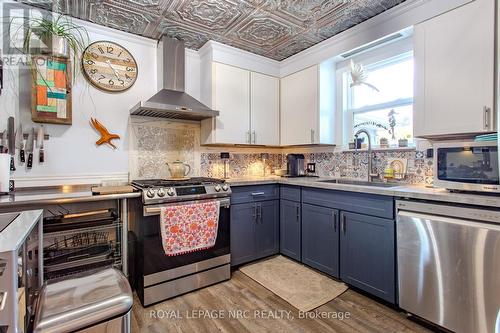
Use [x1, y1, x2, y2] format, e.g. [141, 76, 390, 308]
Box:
[200, 150, 433, 185]
[130, 121, 433, 185]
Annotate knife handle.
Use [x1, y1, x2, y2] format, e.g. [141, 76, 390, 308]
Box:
[20, 149, 25, 163]
[39, 149, 44, 163]
[27, 153, 33, 168]
[10, 156, 15, 171]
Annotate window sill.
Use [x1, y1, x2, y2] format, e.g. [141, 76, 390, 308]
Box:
[339, 146, 416, 152]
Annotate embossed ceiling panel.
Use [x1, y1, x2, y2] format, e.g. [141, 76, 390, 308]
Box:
[15, 0, 406, 60]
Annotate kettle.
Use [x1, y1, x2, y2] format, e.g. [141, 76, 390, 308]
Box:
[166, 160, 191, 179]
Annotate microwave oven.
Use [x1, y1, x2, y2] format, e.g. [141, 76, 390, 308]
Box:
[434, 141, 499, 193]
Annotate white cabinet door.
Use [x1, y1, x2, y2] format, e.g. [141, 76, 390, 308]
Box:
[280, 66, 318, 145]
[212, 62, 250, 144]
[250, 72, 279, 145]
[414, 0, 495, 137]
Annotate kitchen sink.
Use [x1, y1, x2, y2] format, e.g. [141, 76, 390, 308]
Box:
[318, 179, 400, 188]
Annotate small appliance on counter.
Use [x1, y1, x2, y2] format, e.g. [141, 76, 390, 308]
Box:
[433, 141, 500, 193]
[285, 154, 305, 177]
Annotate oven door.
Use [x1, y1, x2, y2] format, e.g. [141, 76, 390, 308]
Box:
[434, 142, 500, 192]
[140, 198, 230, 286]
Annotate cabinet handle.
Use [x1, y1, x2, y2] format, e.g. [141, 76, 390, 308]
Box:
[484, 106, 492, 130]
[246, 131, 251, 144]
[252, 204, 257, 223]
[251, 192, 265, 196]
[252, 130, 256, 144]
[333, 211, 337, 232]
[258, 204, 262, 223]
[296, 205, 300, 222]
[310, 129, 315, 144]
[342, 214, 347, 235]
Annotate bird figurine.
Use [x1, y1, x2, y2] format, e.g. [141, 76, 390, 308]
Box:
[90, 118, 120, 149]
[349, 60, 380, 92]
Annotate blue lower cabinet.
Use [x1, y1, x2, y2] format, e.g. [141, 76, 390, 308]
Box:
[301, 203, 340, 278]
[339, 211, 396, 304]
[230, 200, 279, 266]
[280, 200, 301, 261]
[256, 200, 280, 258]
[230, 203, 258, 266]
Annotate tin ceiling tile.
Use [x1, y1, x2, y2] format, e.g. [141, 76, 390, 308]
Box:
[15, 0, 406, 60]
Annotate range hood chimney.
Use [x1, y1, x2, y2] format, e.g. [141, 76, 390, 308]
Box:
[130, 37, 219, 121]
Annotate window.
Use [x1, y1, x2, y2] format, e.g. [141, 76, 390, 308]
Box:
[341, 51, 414, 147]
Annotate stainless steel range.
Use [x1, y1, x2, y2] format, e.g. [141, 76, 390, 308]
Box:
[129, 177, 231, 306]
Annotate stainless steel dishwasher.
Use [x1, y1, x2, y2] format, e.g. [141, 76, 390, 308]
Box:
[397, 200, 500, 333]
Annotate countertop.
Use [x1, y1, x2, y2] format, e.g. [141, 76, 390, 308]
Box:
[0, 210, 42, 252]
[1, 177, 499, 209]
[0, 185, 141, 208]
[226, 176, 500, 208]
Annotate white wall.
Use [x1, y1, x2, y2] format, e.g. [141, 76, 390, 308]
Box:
[0, 3, 201, 187]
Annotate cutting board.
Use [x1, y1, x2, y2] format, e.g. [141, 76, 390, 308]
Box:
[91, 185, 135, 195]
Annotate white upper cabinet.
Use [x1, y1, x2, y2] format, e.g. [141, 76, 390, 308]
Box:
[250, 72, 279, 145]
[280, 65, 335, 146]
[414, 0, 495, 138]
[201, 62, 280, 145]
[206, 62, 250, 145]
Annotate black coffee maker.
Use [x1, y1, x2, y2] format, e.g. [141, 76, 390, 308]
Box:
[286, 154, 305, 177]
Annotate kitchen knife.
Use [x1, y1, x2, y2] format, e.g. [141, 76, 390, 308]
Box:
[7, 117, 15, 171]
[15, 124, 24, 163]
[37, 125, 44, 163]
[26, 128, 34, 169]
[0, 130, 5, 153]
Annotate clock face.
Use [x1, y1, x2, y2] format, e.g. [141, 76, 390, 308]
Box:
[82, 41, 138, 92]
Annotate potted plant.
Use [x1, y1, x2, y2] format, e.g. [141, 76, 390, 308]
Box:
[11, 14, 89, 78]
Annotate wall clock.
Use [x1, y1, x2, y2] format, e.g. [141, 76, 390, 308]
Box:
[82, 41, 138, 92]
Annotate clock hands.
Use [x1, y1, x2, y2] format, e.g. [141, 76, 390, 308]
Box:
[105, 60, 120, 79]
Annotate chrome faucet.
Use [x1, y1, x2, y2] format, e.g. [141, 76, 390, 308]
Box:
[354, 129, 378, 182]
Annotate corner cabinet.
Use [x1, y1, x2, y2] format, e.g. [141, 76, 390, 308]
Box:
[201, 62, 279, 145]
[280, 63, 335, 146]
[339, 212, 395, 304]
[414, 0, 495, 138]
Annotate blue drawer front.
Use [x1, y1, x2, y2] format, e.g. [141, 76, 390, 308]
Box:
[302, 188, 394, 219]
[280, 185, 301, 202]
[231, 185, 279, 204]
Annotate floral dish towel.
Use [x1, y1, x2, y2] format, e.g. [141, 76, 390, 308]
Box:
[160, 200, 220, 256]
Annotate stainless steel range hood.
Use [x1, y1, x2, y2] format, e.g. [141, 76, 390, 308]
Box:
[130, 37, 219, 121]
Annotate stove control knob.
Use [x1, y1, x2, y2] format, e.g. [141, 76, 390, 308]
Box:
[214, 185, 222, 192]
[157, 188, 166, 197]
[167, 188, 176, 196]
[222, 184, 229, 191]
[146, 189, 156, 198]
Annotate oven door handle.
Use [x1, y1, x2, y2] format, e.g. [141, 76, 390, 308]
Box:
[143, 198, 231, 216]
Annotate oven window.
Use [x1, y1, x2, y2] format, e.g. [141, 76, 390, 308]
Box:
[437, 147, 499, 184]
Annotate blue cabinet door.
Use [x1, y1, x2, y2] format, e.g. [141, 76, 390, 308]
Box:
[230, 203, 257, 266]
[256, 200, 280, 259]
[280, 199, 301, 261]
[340, 211, 396, 304]
[301, 203, 339, 277]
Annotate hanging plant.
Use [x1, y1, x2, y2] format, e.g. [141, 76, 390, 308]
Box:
[10, 14, 89, 80]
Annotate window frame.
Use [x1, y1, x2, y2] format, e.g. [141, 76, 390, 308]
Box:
[335, 37, 414, 146]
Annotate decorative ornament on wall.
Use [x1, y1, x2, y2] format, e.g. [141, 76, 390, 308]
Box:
[90, 118, 120, 149]
[349, 60, 379, 92]
[82, 41, 138, 92]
